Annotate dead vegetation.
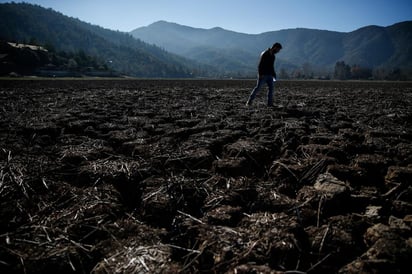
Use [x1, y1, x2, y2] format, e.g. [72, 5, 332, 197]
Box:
[0, 79, 411, 273]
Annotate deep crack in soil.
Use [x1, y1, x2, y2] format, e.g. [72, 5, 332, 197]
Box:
[0, 79, 411, 273]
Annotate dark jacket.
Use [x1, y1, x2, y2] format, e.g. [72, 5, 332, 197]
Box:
[258, 48, 276, 77]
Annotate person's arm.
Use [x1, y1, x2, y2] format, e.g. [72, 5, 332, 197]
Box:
[257, 51, 267, 77]
[272, 55, 276, 78]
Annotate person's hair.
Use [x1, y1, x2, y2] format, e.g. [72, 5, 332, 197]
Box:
[272, 43, 282, 49]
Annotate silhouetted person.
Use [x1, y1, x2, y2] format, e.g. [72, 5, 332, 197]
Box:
[246, 42, 282, 107]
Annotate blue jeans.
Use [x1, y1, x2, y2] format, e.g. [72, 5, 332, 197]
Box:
[247, 75, 274, 105]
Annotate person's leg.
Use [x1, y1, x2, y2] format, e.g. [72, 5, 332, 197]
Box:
[246, 76, 264, 105]
[266, 75, 275, 106]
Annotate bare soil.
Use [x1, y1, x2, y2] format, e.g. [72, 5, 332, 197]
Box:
[0, 79, 411, 273]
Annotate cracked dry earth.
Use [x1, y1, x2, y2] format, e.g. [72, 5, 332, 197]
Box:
[0, 79, 411, 273]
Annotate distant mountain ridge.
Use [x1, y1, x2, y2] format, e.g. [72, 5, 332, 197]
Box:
[1, 3, 411, 78]
[131, 20, 412, 76]
[0, 3, 200, 77]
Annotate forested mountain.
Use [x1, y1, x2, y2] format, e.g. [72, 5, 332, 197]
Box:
[0, 3, 203, 77]
[131, 20, 412, 78]
[1, 3, 411, 78]
[0, 40, 120, 77]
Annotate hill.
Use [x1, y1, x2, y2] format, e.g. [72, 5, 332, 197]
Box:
[0, 3, 202, 77]
[1, 3, 411, 79]
[0, 40, 120, 77]
[131, 20, 412, 78]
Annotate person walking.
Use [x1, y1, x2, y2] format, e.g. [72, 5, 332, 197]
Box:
[246, 42, 282, 107]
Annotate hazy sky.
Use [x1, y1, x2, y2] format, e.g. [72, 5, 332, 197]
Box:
[2, 0, 411, 33]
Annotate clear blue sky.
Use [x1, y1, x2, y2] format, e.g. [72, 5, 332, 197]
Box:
[2, 0, 411, 33]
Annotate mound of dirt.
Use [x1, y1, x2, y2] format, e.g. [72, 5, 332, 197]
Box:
[0, 79, 411, 273]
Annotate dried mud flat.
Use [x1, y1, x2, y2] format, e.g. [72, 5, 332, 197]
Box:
[0, 79, 411, 273]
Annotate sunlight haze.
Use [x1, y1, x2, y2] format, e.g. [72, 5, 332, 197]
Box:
[1, 0, 411, 33]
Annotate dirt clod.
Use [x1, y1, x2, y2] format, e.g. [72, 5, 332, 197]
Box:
[0, 79, 411, 273]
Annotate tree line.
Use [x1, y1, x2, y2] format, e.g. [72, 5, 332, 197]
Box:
[0, 40, 115, 77]
[277, 61, 411, 81]
[333, 61, 410, 81]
